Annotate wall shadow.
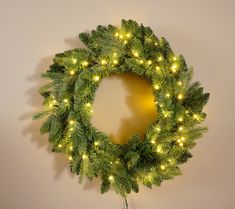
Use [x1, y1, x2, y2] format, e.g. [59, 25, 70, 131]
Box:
[20, 36, 86, 180]
[116, 73, 157, 144]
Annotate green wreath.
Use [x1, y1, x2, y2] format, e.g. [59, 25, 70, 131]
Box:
[33, 19, 209, 207]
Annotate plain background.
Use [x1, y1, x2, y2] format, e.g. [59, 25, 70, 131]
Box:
[1, 0, 235, 209]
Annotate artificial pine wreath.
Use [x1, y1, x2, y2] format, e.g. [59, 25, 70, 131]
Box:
[33, 19, 209, 207]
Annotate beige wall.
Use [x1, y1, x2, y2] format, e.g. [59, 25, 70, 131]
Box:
[1, 0, 235, 209]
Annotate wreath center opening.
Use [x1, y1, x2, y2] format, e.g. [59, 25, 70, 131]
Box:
[91, 73, 157, 145]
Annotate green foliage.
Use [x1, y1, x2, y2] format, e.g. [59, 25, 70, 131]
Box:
[34, 19, 209, 198]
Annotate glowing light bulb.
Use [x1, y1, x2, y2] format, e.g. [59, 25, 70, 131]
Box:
[124, 40, 128, 44]
[178, 81, 182, 86]
[160, 165, 166, 170]
[119, 35, 123, 39]
[157, 146, 162, 153]
[113, 59, 118, 64]
[156, 66, 160, 71]
[108, 175, 114, 181]
[49, 103, 53, 107]
[147, 60, 152, 65]
[82, 154, 88, 160]
[93, 75, 100, 82]
[165, 93, 170, 98]
[69, 146, 73, 151]
[94, 141, 99, 146]
[177, 94, 183, 100]
[177, 139, 181, 143]
[171, 64, 177, 73]
[156, 127, 161, 132]
[178, 126, 183, 131]
[178, 117, 183, 122]
[63, 99, 68, 103]
[154, 84, 160, 90]
[193, 114, 200, 120]
[113, 52, 117, 57]
[158, 56, 163, 61]
[69, 127, 73, 131]
[86, 102, 91, 108]
[179, 143, 184, 147]
[101, 59, 107, 65]
[133, 52, 139, 57]
[154, 42, 158, 46]
[181, 136, 185, 141]
[115, 32, 119, 37]
[82, 61, 88, 67]
[173, 56, 177, 61]
[71, 58, 77, 64]
[58, 144, 62, 148]
[68, 156, 73, 161]
[151, 140, 156, 144]
[126, 33, 131, 38]
[185, 110, 189, 114]
[69, 120, 75, 125]
[139, 60, 144, 64]
[70, 70, 75, 75]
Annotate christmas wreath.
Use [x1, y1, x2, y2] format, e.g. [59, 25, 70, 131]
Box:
[33, 19, 209, 207]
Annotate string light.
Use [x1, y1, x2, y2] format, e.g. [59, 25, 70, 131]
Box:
[113, 59, 118, 64]
[193, 114, 200, 120]
[70, 70, 75, 75]
[69, 120, 75, 125]
[63, 99, 68, 103]
[115, 32, 119, 37]
[178, 117, 183, 122]
[165, 93, 170, 98]
[93, 75, 100, 82]
[101, 59, 107, 65]
[113, 52, 117, 57]
[86, 102, 91, 108]
[119, 34, 123, 39]
[133, 52, 139, 57]
[156, 66, 160, 71]
[178, 126, 183, 131]
[179, 143, 184, 147]
[124, 40, 128, 44]
[58, 144, 62, 148]
[156, 145, 162, 153]
[171, 64, 177, 73]
[82, 154, 88, 160]
[181, 136, 185, 141]
[154, 84, 160, 90]
[126, 33, 131, 38]
[68, 156, 73, 161]
[81, 61, 88, 67]
[151, 139, 156, 144]
[173, 56, 177, 61]
[160, 165, 166, 170]
[158, 55, 163, 61]
[177, 94, 183, 100]
[69, 127, 73, 131]
[139, 60, 144, 64]
[147, 60, 152, 65]
[49, 103, 53, 107]
[108, 175, 114, 181]
[71, 58, 77, 64]
[156, 127, 161, 132]
[185, 110, 189, 114]
[69, 146, 73, 151]
[94, 141, 99, 146]
[178, 81, 182, 86]
[154, 42, 158, 46]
